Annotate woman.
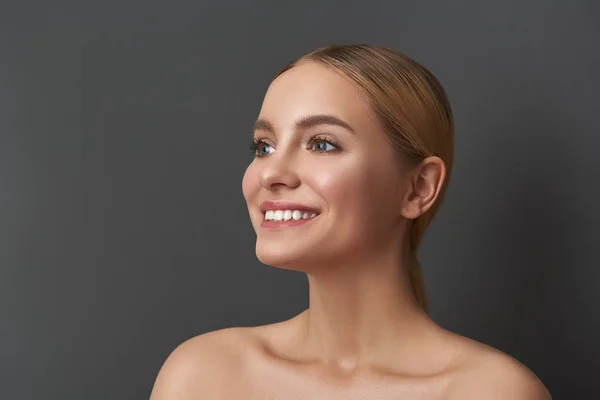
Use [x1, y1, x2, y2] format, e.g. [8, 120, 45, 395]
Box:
[150, 44, 551, 399]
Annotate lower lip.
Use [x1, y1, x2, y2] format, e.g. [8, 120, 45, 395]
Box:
[260, 215, 319, 229]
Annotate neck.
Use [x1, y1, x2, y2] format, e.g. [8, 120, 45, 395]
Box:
[296, 248, 430, 373]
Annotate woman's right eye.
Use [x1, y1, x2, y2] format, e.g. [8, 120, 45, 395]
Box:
[257, 142, 274, 157]
[249, 139, 275, 157]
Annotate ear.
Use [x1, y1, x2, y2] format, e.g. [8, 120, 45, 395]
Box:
[400, 156, 446, 220]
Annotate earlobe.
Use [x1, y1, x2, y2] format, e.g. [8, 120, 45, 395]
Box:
[400, 156, 446, 219]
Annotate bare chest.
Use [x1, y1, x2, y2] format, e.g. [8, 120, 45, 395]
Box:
[212, 363, 452, 400]
[216, 382, 450, 400]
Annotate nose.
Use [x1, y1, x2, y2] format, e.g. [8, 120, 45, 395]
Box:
[258, 152, 301, 190]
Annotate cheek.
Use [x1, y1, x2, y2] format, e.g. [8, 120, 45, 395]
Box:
[311, 157, 400, 224]
[311, 159, 376, 214]
[242, 163, 262, 230]
[242, 163, 258, 201]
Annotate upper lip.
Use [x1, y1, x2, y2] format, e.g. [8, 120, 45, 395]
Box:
[260, 200, 321, 213]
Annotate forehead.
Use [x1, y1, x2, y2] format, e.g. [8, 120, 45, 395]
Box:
[259, 62, 379, 132]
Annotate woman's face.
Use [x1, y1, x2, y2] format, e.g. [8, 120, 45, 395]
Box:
[242, 61, 412, 271]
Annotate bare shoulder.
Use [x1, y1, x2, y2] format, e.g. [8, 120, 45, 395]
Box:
[446, 336, 551, 400]
[149, 327, 254, 400]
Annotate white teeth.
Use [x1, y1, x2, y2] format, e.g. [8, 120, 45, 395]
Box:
[264, 209, 319, 221]
[274, 210, 283, 221]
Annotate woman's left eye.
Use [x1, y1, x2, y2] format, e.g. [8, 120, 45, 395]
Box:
[308, 136, 340, 153]
[313, 140, 337, 152]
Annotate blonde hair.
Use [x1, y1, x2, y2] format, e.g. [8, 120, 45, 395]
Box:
[272, 45, 454, 313]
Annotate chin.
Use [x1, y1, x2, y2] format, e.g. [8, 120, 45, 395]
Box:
[256, 242, 306, 271]
[255, 240, 334, 272]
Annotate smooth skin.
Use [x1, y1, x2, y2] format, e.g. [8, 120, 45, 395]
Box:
[150, 62, 551, 399]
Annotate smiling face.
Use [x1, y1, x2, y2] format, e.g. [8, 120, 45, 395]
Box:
[242, 61, 414, 271]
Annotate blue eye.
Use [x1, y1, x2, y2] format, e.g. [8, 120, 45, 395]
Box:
[249, 139, 274, 157]
[313, 140, 337, 152]
[249, 135, 341, 158]
[257, 142, 274, 156]
[308, 135, 340, 153]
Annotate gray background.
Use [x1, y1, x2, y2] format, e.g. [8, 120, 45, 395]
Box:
[1, 0, 598, 399]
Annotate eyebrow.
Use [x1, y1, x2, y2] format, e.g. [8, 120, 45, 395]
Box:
[253, 114, 356, 135]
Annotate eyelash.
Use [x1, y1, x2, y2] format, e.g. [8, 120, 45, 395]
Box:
[248, 134, 342, 158]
